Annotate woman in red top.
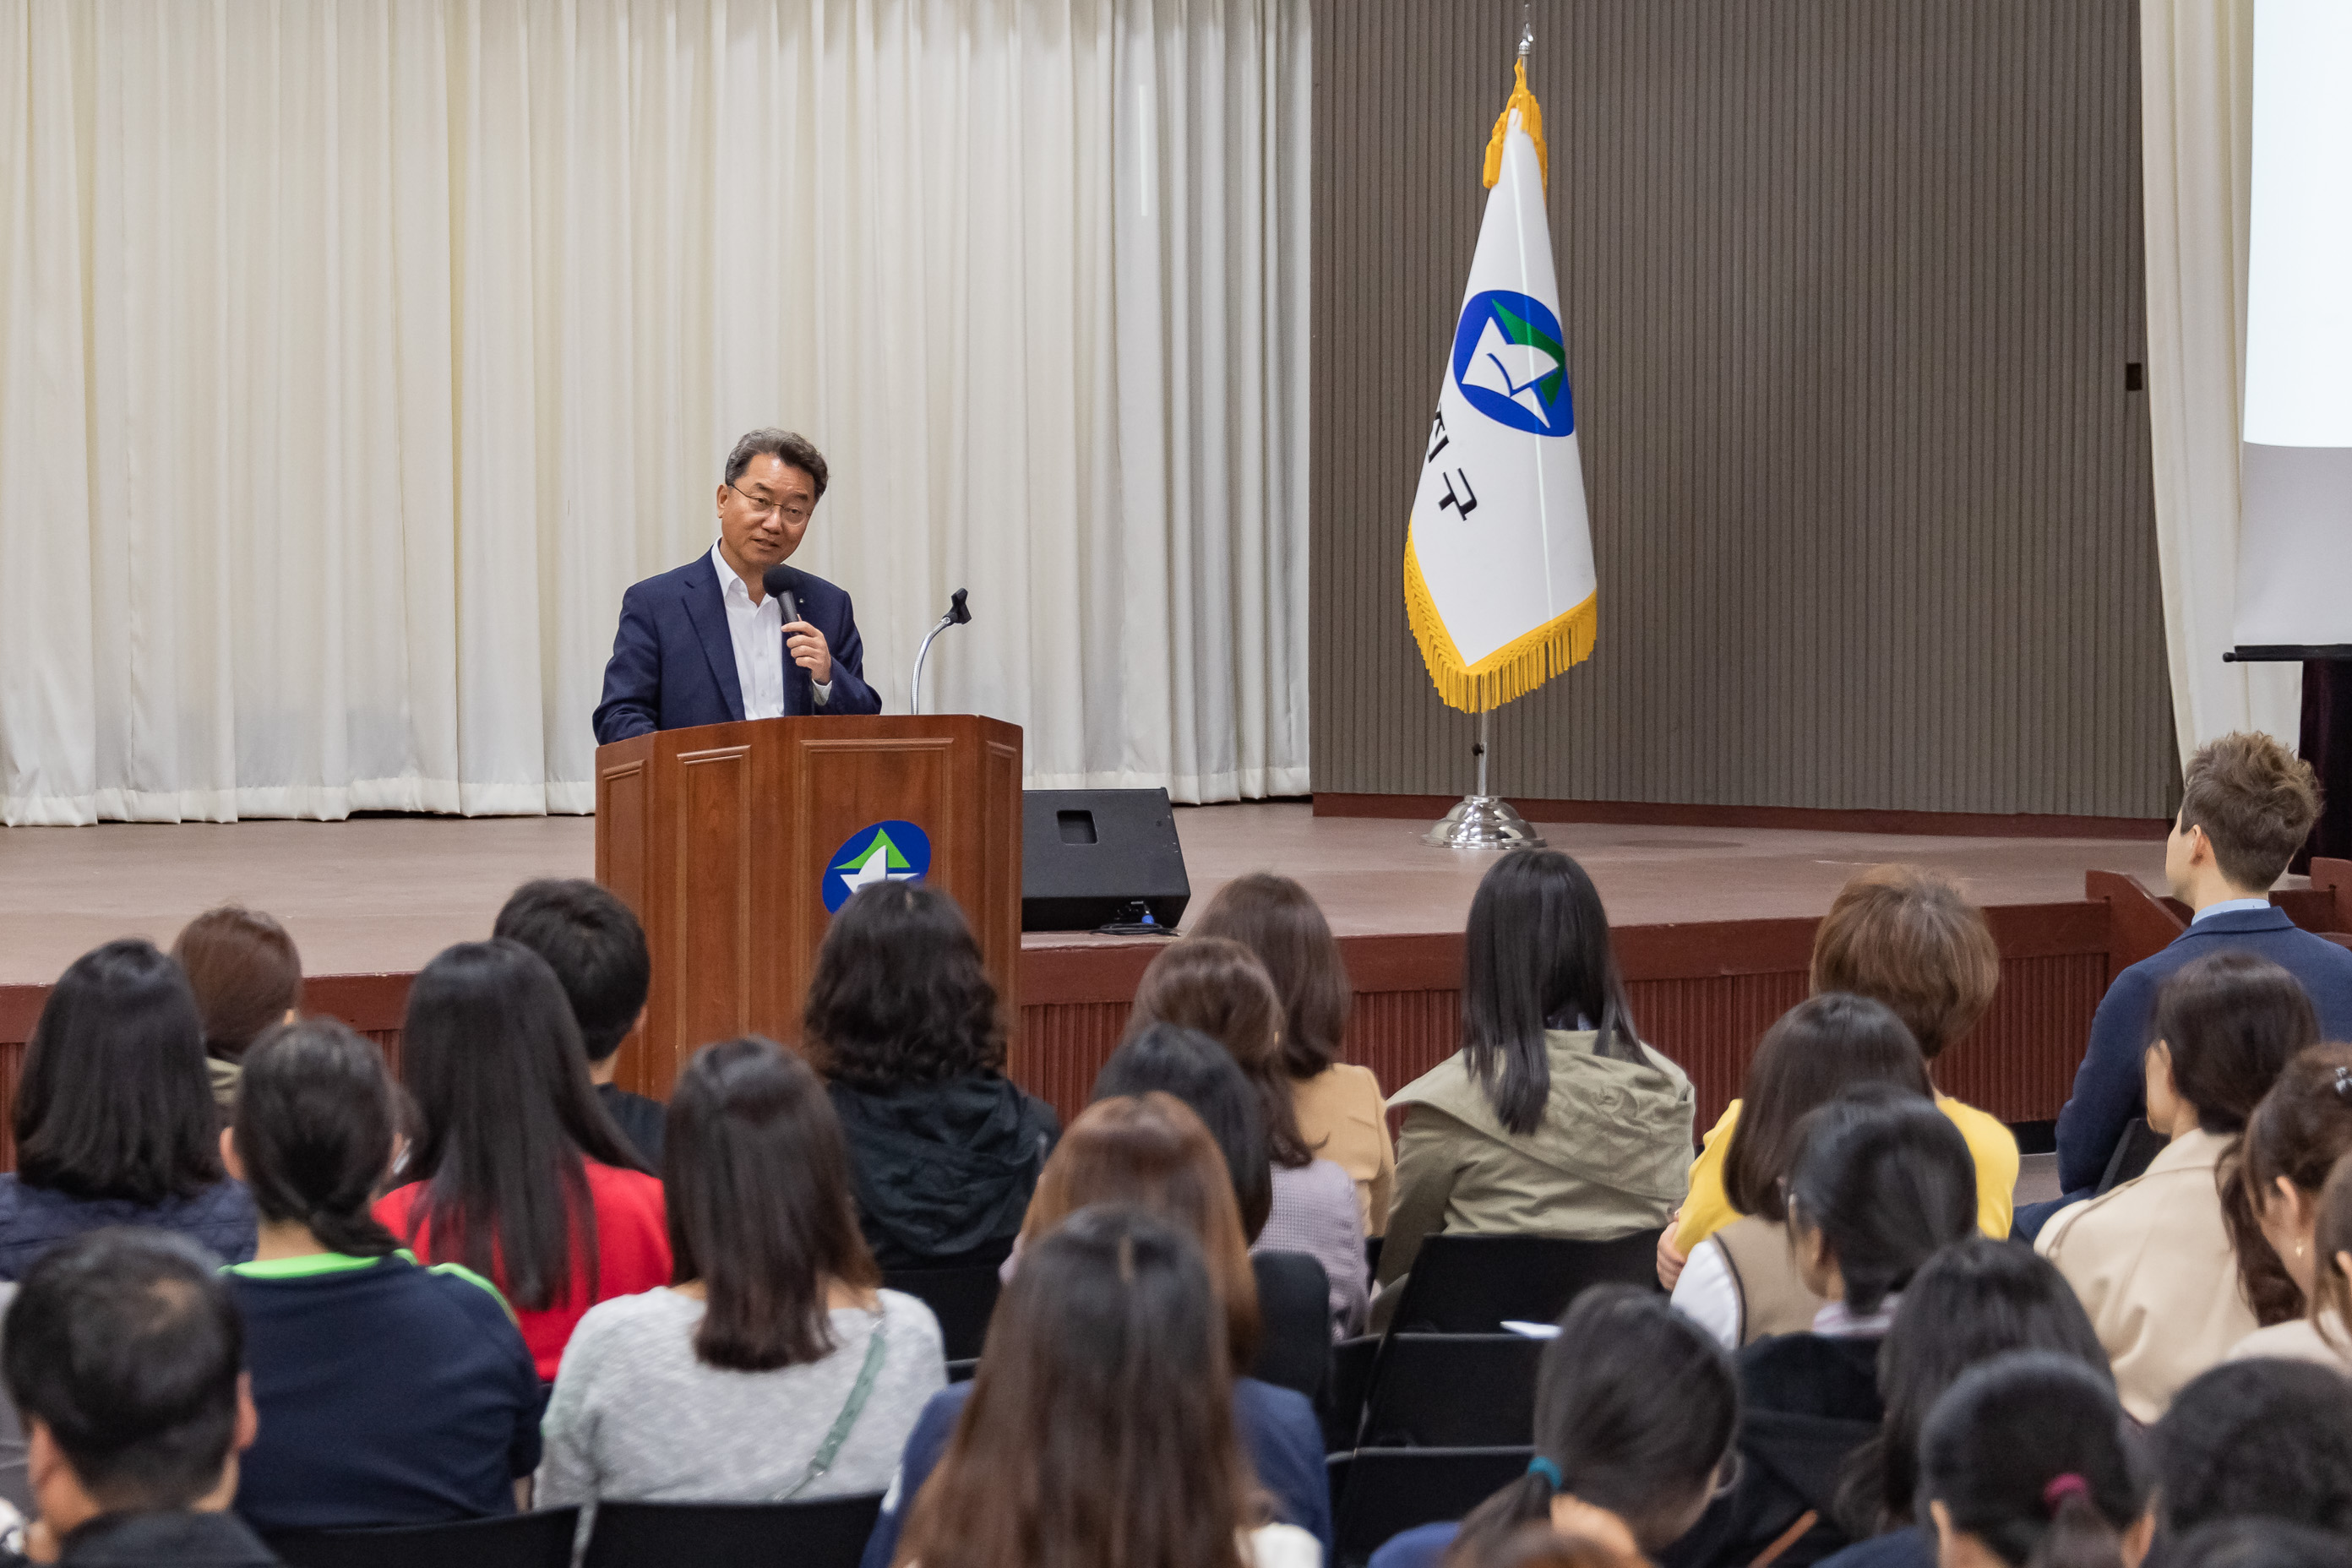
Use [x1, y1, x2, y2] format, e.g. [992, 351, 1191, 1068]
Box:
[374, 939, 669, 1380]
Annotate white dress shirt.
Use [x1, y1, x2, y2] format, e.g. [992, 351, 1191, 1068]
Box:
[710, 542, 828, 716]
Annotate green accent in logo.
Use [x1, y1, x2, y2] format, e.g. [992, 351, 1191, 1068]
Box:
[1489, 298, 1567, 407]
[833, 829, 912, 875]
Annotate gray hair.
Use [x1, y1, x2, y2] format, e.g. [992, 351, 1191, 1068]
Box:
[724, 428, 829, 499]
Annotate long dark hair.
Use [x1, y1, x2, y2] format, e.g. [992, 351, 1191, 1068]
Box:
[665, 1037, 880, 1370]
[1921, 1353, 2150, 1568]
[1461, 851, 1638, 1136]
[896, 1206, 1255, 1568]
[392, 940, 648, 1311]
[1837, 1239, 2109, 1536]
[232, 1020, 403, 1259]
[1092, 1023, 1275, 1241]
[1785, 1086, 1976, 1314]
[1191, 873, 1353, 1080]
[1448, 1284, 1738, 1565]
[1127, 939, 1312, 1168]
[1722, 994, 1932, 1222]
[803, 881, 1006, 1091]
[17, 939, 224, 1204]
[171, 906, 302, 1063]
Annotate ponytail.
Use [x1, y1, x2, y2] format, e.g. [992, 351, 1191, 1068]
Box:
[2027, 1482, 2130, 1568]
[1446, 1469, 1565, 1568]
[232, 1019, 404, 1260]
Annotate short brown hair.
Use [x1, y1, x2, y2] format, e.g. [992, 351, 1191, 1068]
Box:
[2180, 732, 2322, 891]
[170, 906, 301, 1062]
[1127, 937, 1312, 1168]
[1190, 873, 1352, 1079]
[1810, 867, 1999, 1061]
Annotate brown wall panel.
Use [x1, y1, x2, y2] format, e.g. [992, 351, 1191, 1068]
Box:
[1310, 0, 2175, 818]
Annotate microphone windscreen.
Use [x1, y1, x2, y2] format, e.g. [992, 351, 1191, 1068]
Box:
[763, 565, 802, 625]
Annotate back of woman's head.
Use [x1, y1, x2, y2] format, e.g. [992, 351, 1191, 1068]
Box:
[1092, 1022, 1274, 1240]
[2242, 1046, 2352, 1207]
[2167, 1520, 2352, 1568]
[803, 881, 1004, 1092]
[1786, 1086, 1976, 1314]
[1190, 874, 1352, 1080]
[896, 1206, 1251, 1568]
[2157, 953, 2317, 1135]
[1449, 1523, 1645, 1568]
[1461, 850, 1637, 1137]
[2310, 1154, 2352, 1342]
[232, 1020, 401, 1258]
[1450, 1284, 1738, 1564]
[1020, 1093, 1260, 1368]
[1723, 994, 1933, 1221]
[395, 939, 645, 1310]
[1127, 938, 1310, 1168]
[2156, 1358, 2352, 1538]
[171, 906, 302, 1062]
[18, 939, 221, 1204]
[665, 1037, 879, 1371]
[1922, 1352, 2150, 1568]
[1810, 866, 2000, 1060]
[1841, 1239, 2108, 1534]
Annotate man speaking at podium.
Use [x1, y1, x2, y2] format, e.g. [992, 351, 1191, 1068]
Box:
[593, 429, 882, 743]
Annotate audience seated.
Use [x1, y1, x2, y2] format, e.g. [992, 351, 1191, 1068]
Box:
[1366, 1284, 1738, 1568]
[862, 1094, 1332, 1568]
[2037, 950, 2315, 1419]
[493, 878, 665, 1167]
[890, 1206, 1320, 1568]
[170, 906, 302, 1115]
[1449, 1524, 1646, 1568]
[0, 939, 256, 1278]
[2169, 1520, 2352, 1568]
[1916, 1353, 2154, 1568]
[1816, 1240, 2110, 1568]
[805, 882, 1059, 1271]
[2035, 733, 2352, 1233]
[222, 1020, 540, 1535]
[1195, 872, 1396, 1234]
[1663, 866, 2013, 1288]
[1379, 851, 1694, 1329]
[1669, 995, 1933, 1347]
[372, 939, 668, 1380]
[2229, 1048, 2352, 1369]
[1130, 937, 1368, 1337]
[541, 1038, 943, 1516]
[2156, 1359, 2352, 1544]
[2, 1230, 273, 1567]
[1669, 1087, 1977, 1568]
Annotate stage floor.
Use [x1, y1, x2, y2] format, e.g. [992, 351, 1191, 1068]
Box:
[0, 803, 2169, 987]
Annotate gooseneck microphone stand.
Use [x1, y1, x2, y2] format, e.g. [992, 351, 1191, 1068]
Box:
[908, 589, 972, 715]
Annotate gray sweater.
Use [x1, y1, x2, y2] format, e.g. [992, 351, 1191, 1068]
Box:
[538, 1288, 945, 1511]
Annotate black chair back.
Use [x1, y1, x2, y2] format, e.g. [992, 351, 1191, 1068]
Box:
[269, 1508, 580, 1568]
[2096, 1119, 2170, 1195]
[1387, 1231, 1662, 1333]
[1331, 1446, 1533, 1568]
[1250, 1250, 1332, 1401]
[582, 1493, 885, 1568]
[881, 1266, 1002, 1362]
[1358, 1333, 1541, 1449]
[1321, 1334, 1381, 1452]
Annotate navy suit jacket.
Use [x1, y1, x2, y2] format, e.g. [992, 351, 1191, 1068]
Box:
[2053, 906, 2352, 1194]
[592, 555, 881, 744]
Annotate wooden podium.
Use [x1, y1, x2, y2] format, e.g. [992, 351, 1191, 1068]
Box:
[593, 715, 1023, 1097]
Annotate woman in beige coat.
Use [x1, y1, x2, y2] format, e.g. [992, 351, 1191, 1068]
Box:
[1375, 852, 1693, 1329]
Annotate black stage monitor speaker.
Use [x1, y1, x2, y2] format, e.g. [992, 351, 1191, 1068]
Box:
[1021, 788, 1190, 933]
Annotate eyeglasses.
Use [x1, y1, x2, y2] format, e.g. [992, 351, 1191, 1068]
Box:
[727, 482, 813, 524]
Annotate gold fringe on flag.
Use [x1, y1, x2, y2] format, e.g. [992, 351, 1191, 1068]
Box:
[1481, 59, 1548, 190]
[1404, 535, 1597, 715]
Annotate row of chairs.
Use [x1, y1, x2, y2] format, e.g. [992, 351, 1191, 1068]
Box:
[270, 1492, 882, 1568]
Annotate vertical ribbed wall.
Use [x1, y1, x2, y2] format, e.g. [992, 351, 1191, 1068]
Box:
[1310, 1, 2174, 816]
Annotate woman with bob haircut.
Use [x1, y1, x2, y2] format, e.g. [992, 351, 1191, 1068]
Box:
[1127, 938, 1367, 1337]
[1193, 873, 1396, 1233]
[1917, 1353, 2154, 1568]
[171, 904, 302, 1113]
[2037, 950, 2314, 1420]
[891, 1206, 1319, 1568]
[0, 938, 255, 1277]
[1669, 994, 1932, 1348]
[221, 1020, 542, 1533]
[373, 939, 670, 1380]
[2228, 1046, 2352, 1369]
[861, 1095, 1332, 1568]
[540, 1038, 944, 1511]
[1365, 1284, 1739, 1568]
[1377, 851, 1693, 1328]
[806, 881, 1058, 1271]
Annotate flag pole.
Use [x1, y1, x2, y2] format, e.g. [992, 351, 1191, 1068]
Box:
[1423, 708, 1547, 850]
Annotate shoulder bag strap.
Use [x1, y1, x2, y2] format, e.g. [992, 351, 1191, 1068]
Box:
[774, 1312, 891, 1501]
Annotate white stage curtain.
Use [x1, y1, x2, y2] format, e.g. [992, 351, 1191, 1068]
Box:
[0, 0, 1310, 824]
[2140, 0, 2300, 761]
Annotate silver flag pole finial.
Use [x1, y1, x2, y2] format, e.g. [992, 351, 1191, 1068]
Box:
[1519, 5, 1533, 57]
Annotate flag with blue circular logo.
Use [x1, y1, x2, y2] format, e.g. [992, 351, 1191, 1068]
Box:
[822, 820, 932, 913]
[1404, 60, 1598, 714]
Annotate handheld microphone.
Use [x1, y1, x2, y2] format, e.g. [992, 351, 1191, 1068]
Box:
[761, 564, 803, 628]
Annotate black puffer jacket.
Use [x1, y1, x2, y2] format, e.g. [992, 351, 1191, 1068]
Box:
[829, 1075, 1059, 1271]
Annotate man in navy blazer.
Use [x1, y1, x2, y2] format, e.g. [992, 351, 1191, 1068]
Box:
[593, 429, 882, 744]
[2017, 732, 2352, 1238]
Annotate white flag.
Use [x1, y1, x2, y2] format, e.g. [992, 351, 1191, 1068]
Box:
[1404, 63, 1597, 713]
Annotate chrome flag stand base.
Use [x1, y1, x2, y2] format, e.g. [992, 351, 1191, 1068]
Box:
[1424, 711, 1547, 850]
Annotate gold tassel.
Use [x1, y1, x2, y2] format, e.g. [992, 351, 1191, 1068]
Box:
[1481, 59, 1548, 191]
[1405, 535, 1596, 715]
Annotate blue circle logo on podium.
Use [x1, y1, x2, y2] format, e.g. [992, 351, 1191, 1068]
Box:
[823, 820, 932, 913]
[1449, 289, 1574, 438]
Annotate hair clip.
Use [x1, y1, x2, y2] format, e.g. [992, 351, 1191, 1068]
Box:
[1527, 1456, 1565, 1493]
[2334, 1065, 2352, 1104]
[2041, 1473, 2089, 1516]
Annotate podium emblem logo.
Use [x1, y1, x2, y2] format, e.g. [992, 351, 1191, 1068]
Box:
[823, 819, 933, 912]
